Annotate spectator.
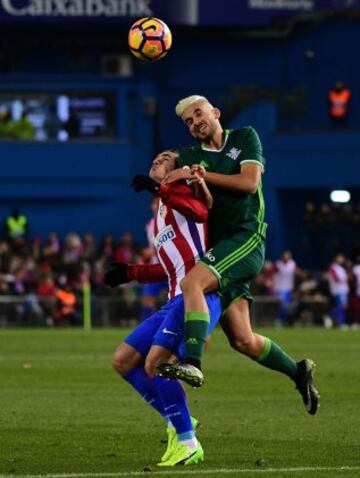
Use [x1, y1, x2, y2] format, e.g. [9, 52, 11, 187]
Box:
[82, 233, 96, 263]
[273, 250, 302, 326]
[327, 253, 349, 328]
[55, 282, 79, 325]
[62, 233, 82, 279]
[37, 273, 57, 326]
[98, 234, 115, 263]
[349, 246, 360, 328]
[252, 260, 275, 295]
[114, 232, 136, 263]
[328, 80, 351, 129]
[42, 232, 61, 262]
[4, 208, 28, 242]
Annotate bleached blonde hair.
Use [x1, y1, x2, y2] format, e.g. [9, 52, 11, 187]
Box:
[175, 95, 212, 118]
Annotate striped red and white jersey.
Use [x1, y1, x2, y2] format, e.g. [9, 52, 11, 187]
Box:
[152, 182, 208, 299]
[328, 262, 349, 296]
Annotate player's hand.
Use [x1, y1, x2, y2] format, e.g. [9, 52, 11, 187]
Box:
[104, 262, 129, 287]
[163, 167, 193, 184]
[191, 172, 204, 184]
[131, 175, 160, 194]
[191, 164, 207, 179]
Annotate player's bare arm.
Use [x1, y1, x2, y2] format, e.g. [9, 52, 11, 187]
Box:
[193, 162, 262, 195]
[162, 167, 193, 184]
[192, 170, 213, 209]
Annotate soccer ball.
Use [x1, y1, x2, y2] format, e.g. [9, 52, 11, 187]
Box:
[128, 17, 172, 61]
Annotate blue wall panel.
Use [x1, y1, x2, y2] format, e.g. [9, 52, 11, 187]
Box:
[1, 17, 360, 258]
[0, 140, 154, 243]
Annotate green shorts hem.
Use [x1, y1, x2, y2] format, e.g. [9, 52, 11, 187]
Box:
[198, 260, 222, 287]
[221, 293, 253, 317]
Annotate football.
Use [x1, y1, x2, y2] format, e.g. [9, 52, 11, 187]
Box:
[128, 17, 172, 61]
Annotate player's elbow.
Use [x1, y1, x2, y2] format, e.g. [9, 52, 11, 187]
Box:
[244, 180, 258, 195]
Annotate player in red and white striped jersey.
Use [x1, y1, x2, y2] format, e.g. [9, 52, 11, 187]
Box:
[328, 253, 349, 327]
[105, 151, 219, 466]
[139, 198, 168, 321]
[152, 181, 207, 299]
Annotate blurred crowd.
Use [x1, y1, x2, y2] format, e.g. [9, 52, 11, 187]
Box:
[1, 206, 359, 329]
[253, 250, 360, 329]
[0, 227, 149, 327]
[300, 201, 360, 268]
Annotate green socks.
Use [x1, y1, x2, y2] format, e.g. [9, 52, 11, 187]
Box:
[185, 311, 210, 367]
[257, 337, 298, 380]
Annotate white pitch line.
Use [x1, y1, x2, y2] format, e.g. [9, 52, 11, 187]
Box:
[1, 466, 360, 478]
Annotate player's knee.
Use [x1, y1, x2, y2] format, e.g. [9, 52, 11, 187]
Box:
[180, 276, 202, 295]
[229, 335, 257, 358]
[144, 356, 157, 378]
[179, 276, 190, 294]
[112, 350, 133, 376]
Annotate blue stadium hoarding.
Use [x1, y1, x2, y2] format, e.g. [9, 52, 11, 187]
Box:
[0, 0, 358, 25]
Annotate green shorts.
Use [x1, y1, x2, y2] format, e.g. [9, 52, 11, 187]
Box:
[200, 229, 265, 313]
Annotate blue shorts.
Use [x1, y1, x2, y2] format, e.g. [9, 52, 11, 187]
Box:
[142, 282, 168, 297]
[124, 293, 221, 359]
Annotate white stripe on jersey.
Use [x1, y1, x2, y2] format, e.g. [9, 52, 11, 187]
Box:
[173, 209, 200, 266]
[328, 263, 349, 295]
[154, 199, 206, 299]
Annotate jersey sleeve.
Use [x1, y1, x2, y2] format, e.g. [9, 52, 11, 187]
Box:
[128, 263, 167, 283]
[239, 127, 265, 172]
[158, 182, 208, 223]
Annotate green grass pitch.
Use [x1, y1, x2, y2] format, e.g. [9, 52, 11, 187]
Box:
[0, 327, 360, 478]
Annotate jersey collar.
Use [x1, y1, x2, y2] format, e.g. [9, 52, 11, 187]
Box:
[201, 129, 230, 152]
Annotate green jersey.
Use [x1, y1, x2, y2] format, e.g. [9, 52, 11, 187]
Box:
[178, 127, 267, 246]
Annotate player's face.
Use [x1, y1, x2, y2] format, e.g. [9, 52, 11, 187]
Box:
[149, 151, 176, 182]
[181, 100, 221, 141]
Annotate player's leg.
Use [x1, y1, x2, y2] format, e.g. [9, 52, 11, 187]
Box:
[157, 287, 222, 387]
[277, 290, 292, 326]
[221, 297, 299, 378]
[164, 231, 262, 385]
[178, 263, 218, 372]
[221, 293, 319, 415]
[150, 293, 221, 465]
[218, 232, 319, 415]
[144, 345, 201, 466]
[113, 303, 176, 422]
[337, 293, 348, 327]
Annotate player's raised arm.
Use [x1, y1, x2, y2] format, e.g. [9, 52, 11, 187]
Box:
[197, 162, 262, 195]
[191, 166, 213, 209]
[104, 262, 167, 287]
[191, 126, 264, 195]
[158, 182, 209, 223]
[132, 150, 211, 223]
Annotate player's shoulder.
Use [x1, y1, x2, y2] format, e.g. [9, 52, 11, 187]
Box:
[230, 126, 259, 141]
[178, 143, 202, 166]
[169, 180, 192, 194]
[179, 143, 201, 154]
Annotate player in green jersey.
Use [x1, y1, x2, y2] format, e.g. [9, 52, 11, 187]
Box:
[157, 95, 319, 415]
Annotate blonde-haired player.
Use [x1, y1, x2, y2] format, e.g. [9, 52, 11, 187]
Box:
[158, 95, 319, 416]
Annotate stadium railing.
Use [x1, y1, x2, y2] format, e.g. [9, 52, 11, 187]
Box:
[0, 294, 330, 328]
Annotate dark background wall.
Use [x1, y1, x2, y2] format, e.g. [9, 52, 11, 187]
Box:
[0, 16, 359, 265]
